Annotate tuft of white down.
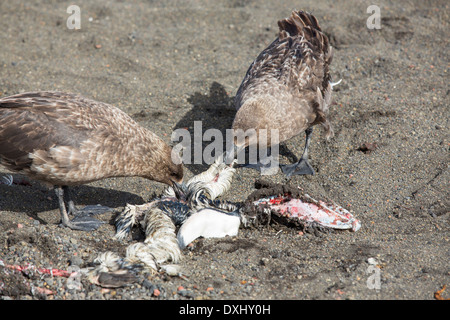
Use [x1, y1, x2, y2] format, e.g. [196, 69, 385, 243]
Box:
[164, 156, 237, 200]
[329, 78, 342, 88]
[93, 251, 124, 273]
[177, 209, 241, 249]
[90, 156, 238, 285]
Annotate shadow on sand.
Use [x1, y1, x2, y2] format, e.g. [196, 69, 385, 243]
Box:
[174, 81, 236, 175]
[0, 173, 144, 225]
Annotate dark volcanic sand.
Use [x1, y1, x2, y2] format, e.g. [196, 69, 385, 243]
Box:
[0, 0, 448, 301]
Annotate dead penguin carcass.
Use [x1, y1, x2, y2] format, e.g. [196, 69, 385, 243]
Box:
[90, 166, 361, 287]
[97, 157, 241, 282]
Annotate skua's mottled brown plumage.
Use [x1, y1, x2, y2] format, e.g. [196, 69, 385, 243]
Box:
[232, 10, 336, 176]
[0, 91, 183, 230]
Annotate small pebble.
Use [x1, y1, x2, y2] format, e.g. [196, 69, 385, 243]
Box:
[152, 288, 161, 297]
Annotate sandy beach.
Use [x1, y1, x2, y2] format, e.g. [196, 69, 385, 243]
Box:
[0, 0, 448, 301]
